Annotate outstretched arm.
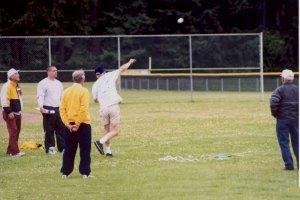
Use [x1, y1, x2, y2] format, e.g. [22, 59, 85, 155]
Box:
[119, 59, 136, 73]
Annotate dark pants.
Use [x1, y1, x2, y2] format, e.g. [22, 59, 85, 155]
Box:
[276, 119, 299, 169]
[43, 106, 65, 152]
[2, 112, 21, 155]
[61, 123, 91, 176]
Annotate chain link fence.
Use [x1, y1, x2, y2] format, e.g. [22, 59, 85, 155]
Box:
[0, 34, 280, 95]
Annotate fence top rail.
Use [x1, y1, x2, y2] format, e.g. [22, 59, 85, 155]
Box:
[0, 71, 296, 77]
[121, 72, 299, 77]
[0, 33, 262, 39]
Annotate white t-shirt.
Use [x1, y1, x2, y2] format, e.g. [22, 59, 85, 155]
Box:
[37, 78, 63, 108]
[92, 70, 122, 110]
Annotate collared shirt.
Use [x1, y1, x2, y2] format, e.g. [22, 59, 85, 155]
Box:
[92, 70, 122, 110]
[60, 83, 91, 126]
[0, 80, 23, 114]
[37, 78, 63, 108]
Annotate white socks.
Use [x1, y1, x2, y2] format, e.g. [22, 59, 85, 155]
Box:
[99, 134, 110, 144]
[106, 146, 112, 154]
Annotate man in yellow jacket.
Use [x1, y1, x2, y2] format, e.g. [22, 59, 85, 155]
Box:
[0, 68, 25, 157]
[59, 70, 93, 178]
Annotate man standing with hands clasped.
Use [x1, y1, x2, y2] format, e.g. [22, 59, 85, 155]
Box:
[93, 59, 136, 157]
[60, 70, 93, 178]
[270, 69, 299, 170]
[37, 66, 65, 155]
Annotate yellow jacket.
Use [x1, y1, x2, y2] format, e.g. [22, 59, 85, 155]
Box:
[60, 83, 91, 126]
[0, 80, 23, 114]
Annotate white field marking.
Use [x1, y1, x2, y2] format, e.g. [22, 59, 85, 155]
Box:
[159, 155, 199, 162]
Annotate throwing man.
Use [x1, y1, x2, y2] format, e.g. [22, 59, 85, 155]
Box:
[93, 59, 136, 156]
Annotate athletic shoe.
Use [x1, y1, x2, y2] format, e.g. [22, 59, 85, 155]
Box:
[82, 174, 95, 179]
[94, 141, 104, 155]
[284, 166, 294, 171]
[48, 147, 57, 155]
[62, 174, 68, 179]
[106, 153, 113, 157]
[9, 152, 25, 157]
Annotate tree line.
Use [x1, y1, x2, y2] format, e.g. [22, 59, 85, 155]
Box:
[0, 0, 298, 72]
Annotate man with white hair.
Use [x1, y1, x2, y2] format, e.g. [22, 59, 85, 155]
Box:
[270, 69, 299, 170]
[0, 68, 25, 157]
[59, 70, 93, 178]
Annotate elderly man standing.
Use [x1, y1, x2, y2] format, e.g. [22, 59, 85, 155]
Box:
[270, 69, 299, 170]
[37, 66, 65, 155]
[0, 68, 24, 157]
[59, 70, 93, 178]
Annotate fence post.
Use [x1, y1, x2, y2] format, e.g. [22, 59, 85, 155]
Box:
[48, 37, 51, 66]
[221, 78, 224, 92]
[166, 79, 169, 91]
[238, 78, 241, 92]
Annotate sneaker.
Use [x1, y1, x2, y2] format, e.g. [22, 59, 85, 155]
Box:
[62, 174, 68, 179]
[48, 147, 57, 155]
[106, 153, 113, 157]
[82, 174, 95, 179]
[284, 166, 294, 171]
[11, 152, 25, 157]
[94, 141, 104, 155]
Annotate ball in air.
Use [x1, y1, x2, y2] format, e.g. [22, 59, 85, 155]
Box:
[177, 18, 184, 24]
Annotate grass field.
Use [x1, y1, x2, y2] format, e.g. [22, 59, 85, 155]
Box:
[0, 83, 299, 200]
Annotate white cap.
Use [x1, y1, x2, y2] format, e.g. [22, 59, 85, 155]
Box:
[280, 69, 294, 80]
[7, 68, 19, 79]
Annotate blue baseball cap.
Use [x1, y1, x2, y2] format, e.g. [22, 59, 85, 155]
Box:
[95, 65, 105, 75]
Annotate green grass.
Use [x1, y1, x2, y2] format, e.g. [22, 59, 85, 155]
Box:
[0, 83, 299, 200]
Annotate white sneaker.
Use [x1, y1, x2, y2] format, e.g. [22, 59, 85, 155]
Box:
[11, 152, 25, 157]
[48, 147, 57, 155]
[82, 174, 95, 179]
[62, 174, 68, 179]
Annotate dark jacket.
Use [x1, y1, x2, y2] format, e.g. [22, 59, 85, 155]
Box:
[270, 82, 299, 119]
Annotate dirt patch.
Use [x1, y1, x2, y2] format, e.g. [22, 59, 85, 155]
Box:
[0, 112, 42, 125]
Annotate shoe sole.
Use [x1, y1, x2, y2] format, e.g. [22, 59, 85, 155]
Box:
[94, 142, 104, 155]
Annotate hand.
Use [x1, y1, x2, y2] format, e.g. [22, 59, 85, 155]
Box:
[71, 125, 79, 132]
[129, 59, 136, 65]
[8, 113, 15, 119]
[40, 107, 47, 114]
[67, 124, 79, 132]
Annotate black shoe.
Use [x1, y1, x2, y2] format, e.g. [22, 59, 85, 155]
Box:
[106, 153, 113, 157]
[284, 166, 294, 171]
[94, 141, 104, 155]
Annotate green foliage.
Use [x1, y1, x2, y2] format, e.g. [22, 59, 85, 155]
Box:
[0, 0, 298, 71]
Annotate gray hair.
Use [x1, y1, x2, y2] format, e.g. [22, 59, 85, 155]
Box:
[72, 70, 85, 83]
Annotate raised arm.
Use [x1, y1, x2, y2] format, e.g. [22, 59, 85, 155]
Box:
[119, 59, 136, 73]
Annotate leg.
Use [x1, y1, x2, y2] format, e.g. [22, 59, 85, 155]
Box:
[61, 127, 78, 176]
[100, 123, 119, 144]
[55, 114, 65, 152]
[43, 114, 56, 153]
[15, 114, 21, 142]
[99, 105, 120, 144]
[104, 124, 110, 147]
[276, 119, 294, 169]
[78, 124, 91, 176]
[289, 119, 299, 168]
[2, 112, 20, 155]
